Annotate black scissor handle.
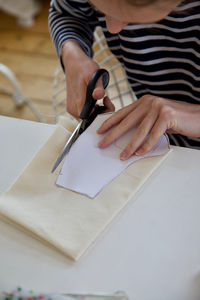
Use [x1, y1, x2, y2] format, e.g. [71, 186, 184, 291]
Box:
[79, 68, 109, 120]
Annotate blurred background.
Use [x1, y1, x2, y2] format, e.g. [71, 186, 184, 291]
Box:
[0, 0, 135, 124]
[0, 0, 58, 123]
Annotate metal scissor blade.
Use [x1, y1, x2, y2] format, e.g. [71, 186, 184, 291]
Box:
[51, 122, 81, 173]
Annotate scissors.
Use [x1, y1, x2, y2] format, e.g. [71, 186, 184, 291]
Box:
[51, 68, 110, 173]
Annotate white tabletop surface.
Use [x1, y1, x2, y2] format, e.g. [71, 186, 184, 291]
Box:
[0, 115, 200, 300]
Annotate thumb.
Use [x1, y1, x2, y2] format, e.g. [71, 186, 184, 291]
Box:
[92, 77, 105, 100]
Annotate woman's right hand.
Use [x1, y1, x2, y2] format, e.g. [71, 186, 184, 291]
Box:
[61, 40, 114, 119]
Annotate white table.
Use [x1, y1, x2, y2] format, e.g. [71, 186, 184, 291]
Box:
[0, 115, 200, 300]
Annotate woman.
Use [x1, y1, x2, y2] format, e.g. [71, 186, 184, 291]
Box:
[49, 0, 200, 160]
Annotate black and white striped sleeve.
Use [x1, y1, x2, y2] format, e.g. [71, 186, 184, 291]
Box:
[48, 0, 98, 58]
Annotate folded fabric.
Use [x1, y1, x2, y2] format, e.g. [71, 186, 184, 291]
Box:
[57, 114, 170, 198]
[0, 117, 171, 260]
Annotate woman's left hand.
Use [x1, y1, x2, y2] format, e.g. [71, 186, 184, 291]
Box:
[97, 94, 200, 160]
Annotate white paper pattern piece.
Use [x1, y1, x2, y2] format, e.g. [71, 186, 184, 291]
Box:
[56, 114, 170, 198]
[0, 119, 171, 261]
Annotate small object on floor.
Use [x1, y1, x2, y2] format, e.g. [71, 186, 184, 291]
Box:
[0, 0, 41, 27]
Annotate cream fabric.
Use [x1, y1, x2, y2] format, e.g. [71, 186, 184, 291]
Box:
[57, 114, 170, 198]
[0, 120, 171, 261]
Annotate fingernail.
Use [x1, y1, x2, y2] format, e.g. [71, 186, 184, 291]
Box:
[96, 128, 102, 134]
[98, 140, 105, 148]
[120, 150, 129, 160]
[135, 148, 144, 155]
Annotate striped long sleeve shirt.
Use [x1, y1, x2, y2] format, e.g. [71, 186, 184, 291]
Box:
[49, 0, 200, 149]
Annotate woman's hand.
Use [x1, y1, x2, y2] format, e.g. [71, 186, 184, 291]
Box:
[97, 94, 200, 160]
[61, 41, 114, 118]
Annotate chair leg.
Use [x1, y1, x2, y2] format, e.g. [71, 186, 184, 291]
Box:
[0, 63, 45, 122]
[0, 63, 26, 107]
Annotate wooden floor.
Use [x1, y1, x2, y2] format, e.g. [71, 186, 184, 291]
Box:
[0, 0, 58, 123]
